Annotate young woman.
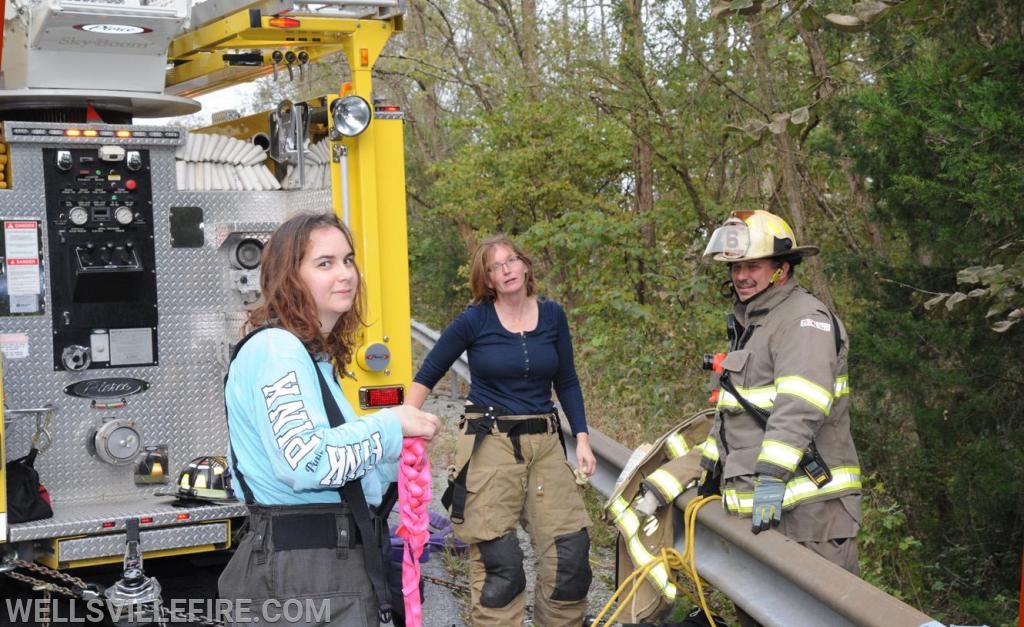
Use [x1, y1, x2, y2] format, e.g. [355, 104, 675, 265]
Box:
[405, 235, 595, 626]
[219, 212, 439, 626]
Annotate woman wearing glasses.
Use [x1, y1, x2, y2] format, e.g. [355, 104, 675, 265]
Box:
[406, 235, 595, 626]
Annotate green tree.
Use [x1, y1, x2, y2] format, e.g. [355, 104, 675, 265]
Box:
[826, 4, 1023, 622]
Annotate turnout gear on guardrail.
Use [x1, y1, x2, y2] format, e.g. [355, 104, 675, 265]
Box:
[699, 209, 862, 578]
[602, 410, 714, 624]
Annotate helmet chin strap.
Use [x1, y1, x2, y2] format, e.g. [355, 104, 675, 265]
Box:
[769, 267, 784, 285]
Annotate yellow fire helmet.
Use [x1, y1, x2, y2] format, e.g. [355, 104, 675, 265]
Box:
[703, 210, 820, 262]
[174, 455, 235, 502]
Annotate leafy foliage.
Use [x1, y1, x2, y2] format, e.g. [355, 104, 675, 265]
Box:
[923, 241, 1024, 332]
[858, 475, 924, 606]
[828, 10, 1023, 622]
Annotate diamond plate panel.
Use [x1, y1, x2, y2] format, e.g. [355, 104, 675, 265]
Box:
[57, 521, 229, 563]
[0, 130, 332, 542]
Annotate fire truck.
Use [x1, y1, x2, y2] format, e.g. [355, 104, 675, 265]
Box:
[0, 0, 411, 615]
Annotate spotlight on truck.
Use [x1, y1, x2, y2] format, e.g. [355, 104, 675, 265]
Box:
[330, 95, 371, 138]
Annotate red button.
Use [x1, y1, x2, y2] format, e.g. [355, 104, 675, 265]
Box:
[126, 179, 137, 190]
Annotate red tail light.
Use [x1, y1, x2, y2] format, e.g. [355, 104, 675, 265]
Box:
[359, 386, 404, 409]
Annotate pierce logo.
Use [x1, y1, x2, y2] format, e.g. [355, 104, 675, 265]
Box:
[74, 23, 152, 35]
[361, 343, 391, 372]
[64, 378, 150, 399]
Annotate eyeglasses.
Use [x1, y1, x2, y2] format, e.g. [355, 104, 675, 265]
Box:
[487, 255, 523, 274]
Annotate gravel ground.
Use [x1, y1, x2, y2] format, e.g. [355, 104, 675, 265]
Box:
[413, 395, 618, 627]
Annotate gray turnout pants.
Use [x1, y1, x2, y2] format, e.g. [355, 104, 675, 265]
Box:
[218, 502, 379, 626]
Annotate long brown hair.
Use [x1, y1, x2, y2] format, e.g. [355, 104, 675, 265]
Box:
[469, 235, 536, 303]
[246, 212, 365, 376]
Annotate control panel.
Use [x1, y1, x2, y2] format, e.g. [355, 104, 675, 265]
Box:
[43, 147, 158, 370]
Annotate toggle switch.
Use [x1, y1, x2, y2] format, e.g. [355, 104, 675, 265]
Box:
[284, 50, 296, 80]
[271, 50, 284, 81]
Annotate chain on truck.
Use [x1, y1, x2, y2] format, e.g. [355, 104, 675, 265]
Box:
[0, 0, 412, 622]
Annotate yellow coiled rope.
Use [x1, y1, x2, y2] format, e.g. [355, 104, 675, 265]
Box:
[591, 495, 722, 627]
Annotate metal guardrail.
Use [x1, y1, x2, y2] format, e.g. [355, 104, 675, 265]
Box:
[411, 319, 469, 399]
[409, 320, 946, 627]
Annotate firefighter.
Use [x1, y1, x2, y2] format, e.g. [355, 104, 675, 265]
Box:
[405, 235, 594, 626]
[699, 210, 862, 621]
[219, 213, 440, 626]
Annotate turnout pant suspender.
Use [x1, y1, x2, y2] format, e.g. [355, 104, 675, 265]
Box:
[442, 408, 497, 524]
[311, 361, 394, 624]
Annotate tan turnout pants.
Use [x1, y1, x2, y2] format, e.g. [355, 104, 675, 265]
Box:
[452, 413, 593, 627]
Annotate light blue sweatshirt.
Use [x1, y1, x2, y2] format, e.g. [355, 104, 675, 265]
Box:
[224, 328, 402, 505]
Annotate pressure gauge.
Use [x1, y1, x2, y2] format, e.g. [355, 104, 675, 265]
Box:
[69, 206, 89, 226]
[115, 206, 134, 225]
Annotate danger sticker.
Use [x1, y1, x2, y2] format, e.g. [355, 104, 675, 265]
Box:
[0, 333, 29, 359]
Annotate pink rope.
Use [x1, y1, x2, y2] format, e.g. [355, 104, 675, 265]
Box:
[396, 437, 431, 627]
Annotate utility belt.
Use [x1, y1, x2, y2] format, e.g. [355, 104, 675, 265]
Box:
[443, 405, 563, 524]
[247, 502, 375, 552]
[463, 404, 558, 422]
[463, 404, 556, 433]
[461, 415, 556, 434]
[462, 404, 560, 463]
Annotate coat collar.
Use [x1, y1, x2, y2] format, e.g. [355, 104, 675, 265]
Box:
[734, 279, 801, 327]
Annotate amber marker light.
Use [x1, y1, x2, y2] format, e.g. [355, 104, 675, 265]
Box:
[116, 130, 132, 138]
[269, 16, 300, 28]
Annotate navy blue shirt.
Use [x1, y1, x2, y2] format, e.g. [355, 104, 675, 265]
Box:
[414, 299, 589, 435]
